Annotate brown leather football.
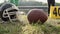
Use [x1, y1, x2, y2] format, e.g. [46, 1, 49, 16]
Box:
[27, 9, 48, 24]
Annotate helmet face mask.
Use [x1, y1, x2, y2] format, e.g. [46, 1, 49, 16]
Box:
[0, 3, 19, 22]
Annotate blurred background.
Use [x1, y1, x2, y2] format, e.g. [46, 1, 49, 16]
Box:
[0, 0, 60, 14]
[0, 0, 60, 6]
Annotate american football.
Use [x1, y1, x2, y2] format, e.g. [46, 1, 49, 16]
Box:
[27, 9, 48, 24]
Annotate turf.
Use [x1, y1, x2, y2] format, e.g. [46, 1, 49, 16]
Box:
[0, 15, 60, 34]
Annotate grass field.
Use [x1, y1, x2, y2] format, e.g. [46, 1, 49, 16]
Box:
[0, 15, 60, 34]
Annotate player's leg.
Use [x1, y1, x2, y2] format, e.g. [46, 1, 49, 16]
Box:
[47, 0, 55, 15]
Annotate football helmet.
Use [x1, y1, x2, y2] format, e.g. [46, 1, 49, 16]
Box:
[0, 3, 19, 22]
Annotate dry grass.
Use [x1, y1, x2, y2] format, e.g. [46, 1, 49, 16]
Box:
[0, 15, 60, 34]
